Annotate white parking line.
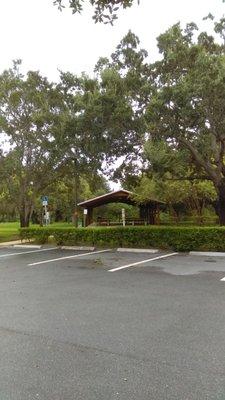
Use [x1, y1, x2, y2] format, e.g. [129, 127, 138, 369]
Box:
[220, 277, 225, 281]
[28, 249, 111, 266]
[0, 247, 58, 258]
[108, 253, 178, 272]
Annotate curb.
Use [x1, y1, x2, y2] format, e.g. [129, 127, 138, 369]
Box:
[12, 244, 42, 249]
[190, 251, 225, 257]
[0, 239, 36, 247]
[117, 248, 159, 254]
[0, 240, 26, 247]
[60, 246, 96, 251]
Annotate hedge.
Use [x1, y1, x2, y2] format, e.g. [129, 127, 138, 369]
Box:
[19, 226, 225, 252]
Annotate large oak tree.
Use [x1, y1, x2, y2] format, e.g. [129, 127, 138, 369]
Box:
[0, 61, 62, 226]
[145, 17, 225, 224]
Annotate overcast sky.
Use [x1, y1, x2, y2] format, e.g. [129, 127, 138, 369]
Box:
[0, 0, 224, 81]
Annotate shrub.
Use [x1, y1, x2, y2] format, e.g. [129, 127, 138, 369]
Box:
[19, 227, 51, 244]
[19, 226, 225, 252]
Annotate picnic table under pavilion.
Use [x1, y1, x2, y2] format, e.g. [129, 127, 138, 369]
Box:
[78, 189, 164, 227]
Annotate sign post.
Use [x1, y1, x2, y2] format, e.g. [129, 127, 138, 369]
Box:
[41, 196, 49, 226]
[122, 208, 125, 227]
[83, 209, 88, 227]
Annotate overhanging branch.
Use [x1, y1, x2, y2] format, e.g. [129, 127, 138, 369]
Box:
[179, 138, 219, 184]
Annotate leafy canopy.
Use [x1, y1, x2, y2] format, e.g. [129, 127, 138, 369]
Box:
[143, 16, 225, 223]
[54, 0, 139, 23]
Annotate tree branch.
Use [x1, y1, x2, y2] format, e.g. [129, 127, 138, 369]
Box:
[179, 138, 220, 184]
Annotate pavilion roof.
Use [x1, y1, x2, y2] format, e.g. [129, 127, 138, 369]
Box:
[78, 189, 164, 208]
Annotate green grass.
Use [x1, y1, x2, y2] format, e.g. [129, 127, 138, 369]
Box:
[0, 222, 21, 242]
[0, 221, 76, 243]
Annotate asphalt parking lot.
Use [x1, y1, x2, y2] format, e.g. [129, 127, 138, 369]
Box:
[1, 246, 225, 400]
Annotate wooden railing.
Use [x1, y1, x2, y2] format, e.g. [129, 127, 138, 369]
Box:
[97, 218, 147, 226]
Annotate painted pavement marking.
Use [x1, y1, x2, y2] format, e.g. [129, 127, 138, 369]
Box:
[28, 249, 111, 266]
[108, 253, 178, 272]
[0, 247, 58, 258]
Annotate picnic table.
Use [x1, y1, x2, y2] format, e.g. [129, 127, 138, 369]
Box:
[97, 218, 147, 226]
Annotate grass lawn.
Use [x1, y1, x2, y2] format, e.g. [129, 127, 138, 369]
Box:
[0, 221, 75, 243]
[0, 222, 21, 243]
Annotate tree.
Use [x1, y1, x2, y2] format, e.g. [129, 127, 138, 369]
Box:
[41, 174, 109, 223]
[0, 153, 17, 221]
[94, 31, 149, 180]
[145, 18, 225, 224]
[57, 34, 148, 204]
[0, 61, 62, 227]
[56, 71, 110, 225]
[132, 174, 217, 224]
[54, 0, 139, 23]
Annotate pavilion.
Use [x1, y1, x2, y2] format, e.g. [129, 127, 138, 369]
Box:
[78, 189, 164, 226]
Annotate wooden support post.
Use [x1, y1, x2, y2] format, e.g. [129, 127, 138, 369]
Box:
[86, 208, 93, 226]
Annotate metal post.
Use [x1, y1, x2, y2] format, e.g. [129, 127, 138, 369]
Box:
[122, 208, 125, 227]
[44, 204, 47, 226]
[73, 158, 79, 228]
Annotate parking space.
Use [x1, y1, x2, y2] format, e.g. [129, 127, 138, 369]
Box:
[0, 245, 58, 260]
[1, 245, 225, 279]
[120, 252, 225, 278]
[1, 246, 225, 399]
[0, 246, 174, 271]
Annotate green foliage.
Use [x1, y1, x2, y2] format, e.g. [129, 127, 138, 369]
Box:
[54, 0, 138, 24]
[94, 30, 149, 179]
[4, 14, 225, 228]
[39, 175, 110, 223]
[159, 209, 218, 226]
[145, 17, 225, 223]
[0, 61, 63, 227]
[19, 226, 225, 252]
[0, 222, 20, 242]
[94, 202, 139, 221]
[19, 228, 50, 244]
[133, 175, 216, 207]
[144, 141, 188, 177]
[0, 62, 113, 227]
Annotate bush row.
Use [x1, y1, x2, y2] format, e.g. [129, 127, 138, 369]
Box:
[19, 226, 225, 252]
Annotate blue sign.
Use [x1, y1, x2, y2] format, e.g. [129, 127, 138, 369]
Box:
[41, 196, 48, 202]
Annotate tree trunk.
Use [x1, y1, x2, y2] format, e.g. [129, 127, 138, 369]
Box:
[169, 204, 179, 224]
[217, 182, 225, 225]
[19, 202, 33, 228]
[20, 212, 30, 227]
